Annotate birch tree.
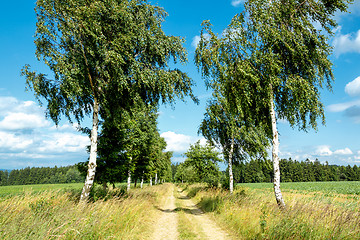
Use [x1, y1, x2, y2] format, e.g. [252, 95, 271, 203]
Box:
[22, 0, 195, 202]
[199, 89, 268, 194]
[196, 0, 350, 208]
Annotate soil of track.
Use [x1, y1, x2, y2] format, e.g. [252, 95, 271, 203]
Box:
[152, 183, 231, 240]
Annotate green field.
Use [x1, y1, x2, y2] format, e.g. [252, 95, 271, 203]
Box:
[237, 181, 360, 195]
[0, 183, 83, 197]
[0, 182, 138, 198]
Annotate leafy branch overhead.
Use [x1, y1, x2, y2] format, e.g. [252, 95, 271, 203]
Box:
[22, 0, 197, 202]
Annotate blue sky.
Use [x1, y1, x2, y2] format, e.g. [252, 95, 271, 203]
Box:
[0, 0, 360, 169]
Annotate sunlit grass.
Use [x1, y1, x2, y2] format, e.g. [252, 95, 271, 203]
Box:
[0, 184, 167, 239]
[182, 182, 360, 239]
[0, 183, 84, 197]
[237, 181, 360, 195]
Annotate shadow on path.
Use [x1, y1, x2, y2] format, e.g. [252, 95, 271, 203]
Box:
[155, 206, 204, 215]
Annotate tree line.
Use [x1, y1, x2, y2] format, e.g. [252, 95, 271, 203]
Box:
[0, 166, 83, 186]
[172, 153, 360, 185]
[232, 158, 360, 183]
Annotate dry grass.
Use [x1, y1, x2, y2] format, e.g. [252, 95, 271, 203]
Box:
[0, 185, 168, 240]
[181, 184, 360, 240]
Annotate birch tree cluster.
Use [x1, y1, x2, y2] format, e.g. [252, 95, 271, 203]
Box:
[22, 0, 196, 202]
[22, 0, 352, 207]
[195, 0, 352, 207]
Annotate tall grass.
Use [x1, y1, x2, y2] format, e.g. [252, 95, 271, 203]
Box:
[0, 184, 168, 240]
[182, 184, 360, 239]
[238, 181, 360, 196]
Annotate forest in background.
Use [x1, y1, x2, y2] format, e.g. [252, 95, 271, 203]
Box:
[1, 156, 360, 187]
[172, 158, 360, 185]
[0, 165, 83, 186]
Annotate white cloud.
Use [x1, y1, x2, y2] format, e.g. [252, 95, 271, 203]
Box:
[38, 132, 89, 153]
[355, 151, 360, 160]
[315, 145, 353, 157]
[192, 36, 201, 49]
[0, 96, 90, 168]
[327, 99, 360, 112]
[316, 145, 333, 156]
[161, 131, 192, 152]
[0, 112, 49, 130]
[231, 0, 242, 7]
[0, 131, 33, 151]
[345, 76, 360, 97]
[333, 29, 360, 56]
[191, 33, 211, 49]
[334, 147, 353, 155]
[160, 131, 207, 154]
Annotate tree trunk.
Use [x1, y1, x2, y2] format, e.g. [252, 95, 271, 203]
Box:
[141, 176, 144, 189]
[102, 182, 107, 192]
[150, 176, 152, 186]
[127, 169, 131, 192]
[80, 99, 99, 202]
[228, 137, 235, 194]
[134, 178, 138, 188]
[155, 173, 158, 185]
[270, 92, 286, 208]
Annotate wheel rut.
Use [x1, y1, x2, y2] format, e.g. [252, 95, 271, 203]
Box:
[152, 183, 231, 240]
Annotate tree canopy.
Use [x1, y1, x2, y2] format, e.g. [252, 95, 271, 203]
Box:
[183, 141, 222, 187]
[195, 0, 351, 207]
[22, 0, 196, 201]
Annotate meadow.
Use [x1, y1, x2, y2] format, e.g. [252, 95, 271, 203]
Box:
[1, 181, 360, 239]
[0, 183, 164, 239]
[182, 181, 360, 239]
[238, 181, 360, 195]
[0, 183, 84, 198]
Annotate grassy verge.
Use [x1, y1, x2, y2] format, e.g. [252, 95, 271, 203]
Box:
[181, 183, 360, 239]
[0, 184, 166, 239]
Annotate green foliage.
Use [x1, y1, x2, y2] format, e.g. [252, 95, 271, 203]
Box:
[233, 158, 360, 184]
[0, 166, 84, 186]
[22, 0, 196, 125]
[174, 164, 198, 183]
[77, 102, 173, 186]
[22, 0, 196, 198]
[182, 141, 222, 187]
[199, 90, 269, 164]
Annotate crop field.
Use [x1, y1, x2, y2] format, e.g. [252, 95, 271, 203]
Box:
[237, 181, 360, 195]
[0, 183, 84, 197]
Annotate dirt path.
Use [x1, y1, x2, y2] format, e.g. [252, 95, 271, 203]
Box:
[152, 183, 231, 240]
[175, 187, 231, 240]
[152, 183, 179, 240]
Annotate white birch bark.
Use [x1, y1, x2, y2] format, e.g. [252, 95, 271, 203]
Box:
[127, 169, 131, 192]
[141, 177, 144, 189]
[80, 99, 99, 202]
[155, 173, 158, 185]
[150, 176, 152, 186]
[228, 137, 235, 194]
[270, 92, 286, 208]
